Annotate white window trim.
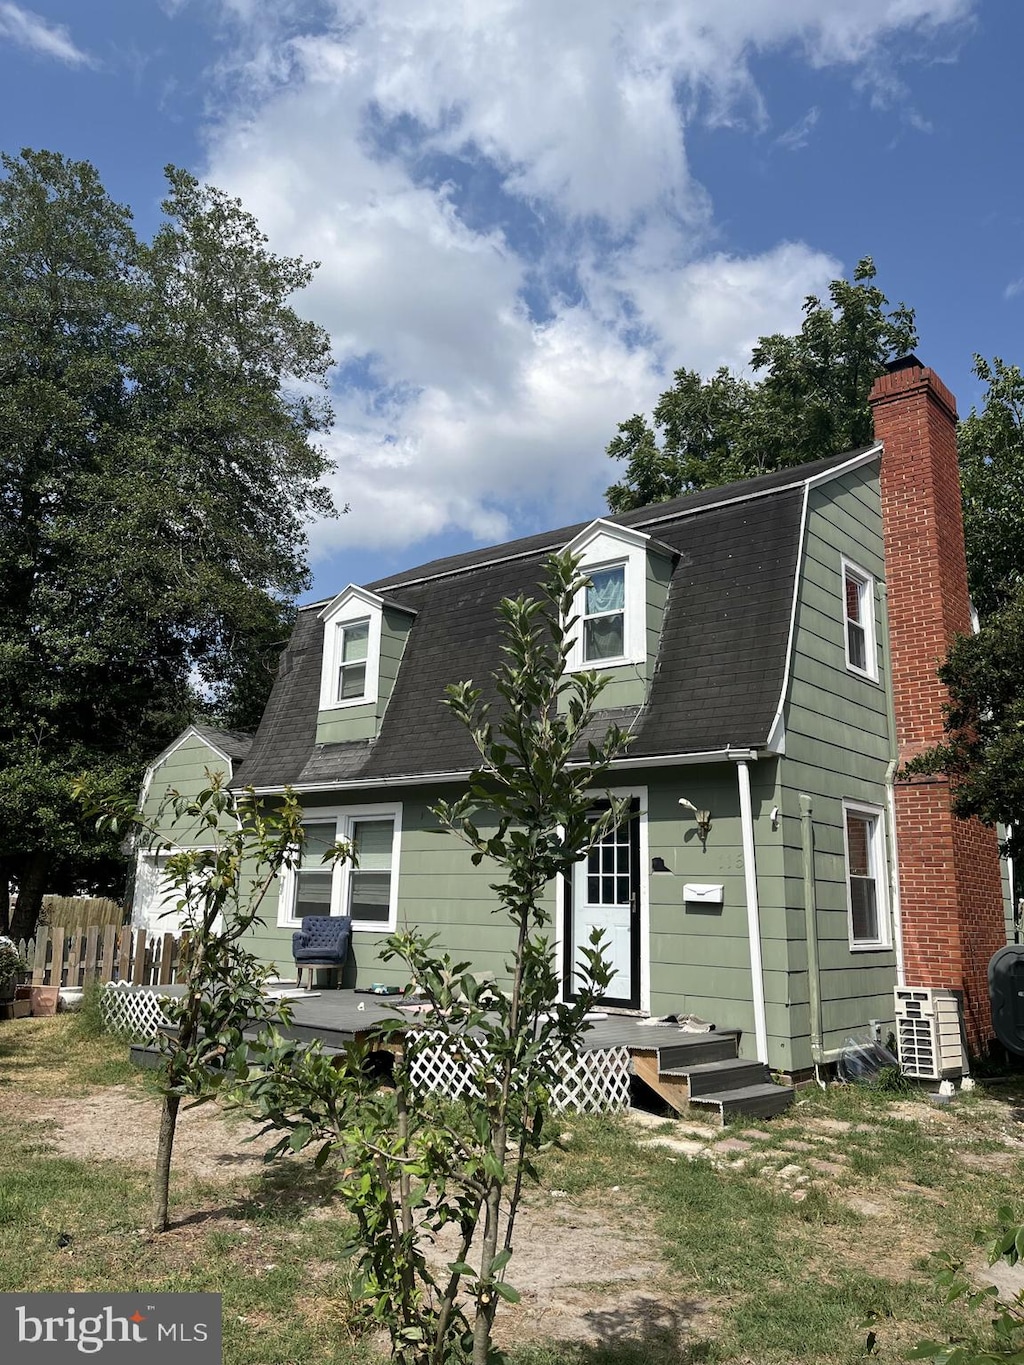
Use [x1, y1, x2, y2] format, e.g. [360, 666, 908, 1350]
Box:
[318, 586, 384, 711]
[277, 802, 402, 933]
[841, 557, 878, 682]
[842, 799, 891, 951]
[564, 520, 648, 672]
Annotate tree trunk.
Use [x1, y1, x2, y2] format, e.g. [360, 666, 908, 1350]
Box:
[152, 1092, 181, 1232]
[9, 851, 47, 942]
[0, 861, 11, 936]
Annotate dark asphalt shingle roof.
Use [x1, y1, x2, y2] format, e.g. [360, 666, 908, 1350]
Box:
[191, 726, 254, 765]
[237, 446, 877, 789]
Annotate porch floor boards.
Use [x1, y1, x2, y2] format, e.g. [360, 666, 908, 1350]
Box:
[269, 989, 740, 1056]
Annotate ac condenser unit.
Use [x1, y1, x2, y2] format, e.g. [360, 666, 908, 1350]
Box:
[894, 987, 965, 1080]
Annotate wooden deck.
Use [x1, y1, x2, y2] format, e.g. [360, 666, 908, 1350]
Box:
[122, 983, 733, 1053]
[122, 984, 795, 1121]
[270, 989, 738, 1056]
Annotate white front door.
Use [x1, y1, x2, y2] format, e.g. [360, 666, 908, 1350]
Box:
[565, 801, 640, 1009]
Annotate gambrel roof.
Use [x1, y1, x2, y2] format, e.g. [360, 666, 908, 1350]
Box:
[236, 446, 879, 791]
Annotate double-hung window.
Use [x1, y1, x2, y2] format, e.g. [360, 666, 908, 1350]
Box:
[281, 805, 401, 931]
[843, 802, 889, 949]
[842, 560, 877, 680]
[290, 822, 336, 919]
[564, 519, 651, 671]
[582, 564, 626, 663]
[336, 619, 370, 702]
[317, 586, 385, 711]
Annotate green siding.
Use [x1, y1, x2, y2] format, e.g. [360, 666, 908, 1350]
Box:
[774, 461, 898, 1071]
[140, 732, 237, 849]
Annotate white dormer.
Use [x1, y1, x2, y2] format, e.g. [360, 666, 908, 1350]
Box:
[318, 585, 386, 711]
[563, 520, 650, 671]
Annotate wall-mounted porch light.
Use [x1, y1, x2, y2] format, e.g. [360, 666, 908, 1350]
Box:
[678, 797, 713, 853]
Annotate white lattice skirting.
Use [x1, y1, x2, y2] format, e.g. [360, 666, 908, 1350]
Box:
[101, 983, 173, 1042]
[407, 1032, 631, 1114]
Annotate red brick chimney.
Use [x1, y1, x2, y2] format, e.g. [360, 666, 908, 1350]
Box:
[869, 356, 1005, 1052]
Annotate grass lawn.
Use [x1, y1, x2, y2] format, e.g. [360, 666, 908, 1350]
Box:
[2, 1016, 1024, 1364]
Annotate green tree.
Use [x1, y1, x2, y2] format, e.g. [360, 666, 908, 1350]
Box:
[958, 355, 1024, 617]
[903, 595, 1024, 840]
[0, 149, 336, 939]
[77, 774, 307, 1232]
[240, 553, 626, 1365]
[606, 257, 917, 511]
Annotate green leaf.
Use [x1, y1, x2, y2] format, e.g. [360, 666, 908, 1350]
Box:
[447, 1261, 477, 1278]
[493, 1281, 520, 1303]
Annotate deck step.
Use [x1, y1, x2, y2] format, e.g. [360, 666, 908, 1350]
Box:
[690, 1082, 795, 1121]
[681, 1059, 771, 1098]
[656, 1034, 738, 1069]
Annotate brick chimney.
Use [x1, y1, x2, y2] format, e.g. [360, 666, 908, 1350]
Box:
[869, 356, 1005, 1052]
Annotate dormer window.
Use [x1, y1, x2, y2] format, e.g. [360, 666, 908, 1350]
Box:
[336, 619, 370, 701]
[583, 564, 626, 662]
[563, 520, 650, 671]
[318, 586, 384, 711]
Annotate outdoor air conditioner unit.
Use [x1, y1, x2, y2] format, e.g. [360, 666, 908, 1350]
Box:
[893, 987, 964, 1080]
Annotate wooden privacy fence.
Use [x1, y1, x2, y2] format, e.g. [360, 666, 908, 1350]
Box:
[40, 895, 124, 931]
[21, 925, 186, 989]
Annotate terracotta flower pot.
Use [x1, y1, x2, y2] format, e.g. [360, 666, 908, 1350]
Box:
[29, 986, 60, 1017]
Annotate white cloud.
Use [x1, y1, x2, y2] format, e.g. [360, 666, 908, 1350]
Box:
[187, 0, 975, 565]
[0, 2, 94, 66]
[776, 107, 821, 152]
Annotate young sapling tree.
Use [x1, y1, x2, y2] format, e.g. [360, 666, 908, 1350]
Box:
[241, 552, 633, 1364]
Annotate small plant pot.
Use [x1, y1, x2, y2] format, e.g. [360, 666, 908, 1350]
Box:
[29, 986, 60, 1017]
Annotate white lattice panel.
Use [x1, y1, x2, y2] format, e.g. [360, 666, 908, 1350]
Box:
[407, 1032, 630, 1114]
[101, 983, 173, 1042]
[549, 1045, 631, 1113]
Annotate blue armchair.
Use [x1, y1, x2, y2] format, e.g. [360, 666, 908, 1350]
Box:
[292, 916, 352, 988]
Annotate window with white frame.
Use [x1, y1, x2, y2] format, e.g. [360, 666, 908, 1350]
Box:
[280, 805, 401, 931]
[335, 618, 370, 702]
[317, 586, 384, 710]
[582, 563, 626, 662]
[564, 520, 649, 670]
[842, 560, 877, 680]
[290, 821, 336, 919]
[843, 802, 889, 948]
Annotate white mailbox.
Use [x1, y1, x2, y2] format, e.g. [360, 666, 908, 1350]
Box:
[683, 883, 724, 906]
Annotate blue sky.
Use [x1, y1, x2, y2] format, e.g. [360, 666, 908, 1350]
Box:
[1, 1, 1020, 602]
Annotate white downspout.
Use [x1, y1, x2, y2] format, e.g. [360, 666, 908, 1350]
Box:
[735, 756, 769, 1064]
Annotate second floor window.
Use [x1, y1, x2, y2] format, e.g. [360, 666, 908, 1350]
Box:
[583, 565, 626, 662]
[842, 561, 877, 680]
[336, 619, 370, 701]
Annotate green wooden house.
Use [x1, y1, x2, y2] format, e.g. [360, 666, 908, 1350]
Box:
[133, 357, 1009, 1077]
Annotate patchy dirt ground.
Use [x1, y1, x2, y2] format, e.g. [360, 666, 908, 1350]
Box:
[0, 1084, 281, 1181]
[428, 1194, 699, 1349]
[8, 1060, 1024, 1357]
[1, 1078, 693, 1351]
